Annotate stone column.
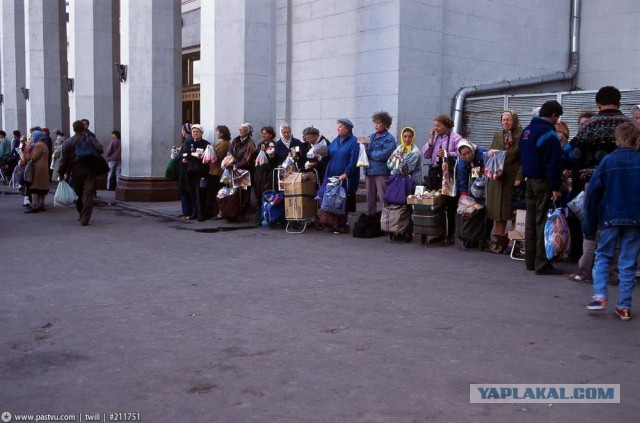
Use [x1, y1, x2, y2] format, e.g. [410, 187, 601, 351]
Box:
[117, 0, 181, 201]
[1, 0, 27, 133]
[201, 0, 276, 134]
[23, 0, 67, 130]
[68, 0, 117, 144]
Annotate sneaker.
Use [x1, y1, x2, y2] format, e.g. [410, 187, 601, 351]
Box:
[586, 298, 607, 310]
[615, 308, 631, 321]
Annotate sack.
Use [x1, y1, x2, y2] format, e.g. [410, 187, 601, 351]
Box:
[220, 167, 233, 185]
[352, 211, 383, 238]
[483, 150, 506, 180]
[469, 174, 487, 199]
[509, 181, 527, 210]
[457, 195, 484, 217]
[567, 191, 585, 221]
[544, 207, 571, 260]
[165, 157, 179, 180]
[357, 143, 370, 168]
[76, 136, 109, 174]
[380, 203, 412, 234]
[23, 161, 34, 183]
[320, 179, 347, 215]
[383, 174, 416, 205]
[261, 190, 285, 225]
[54, 180, 78, 207]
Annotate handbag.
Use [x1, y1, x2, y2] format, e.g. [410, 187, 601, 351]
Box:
[384, 174, 416, 205]
[23, 160, 34, 183]
[76, 136, 109, 175]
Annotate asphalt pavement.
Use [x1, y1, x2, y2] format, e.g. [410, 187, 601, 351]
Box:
[0, 184, 638, 422]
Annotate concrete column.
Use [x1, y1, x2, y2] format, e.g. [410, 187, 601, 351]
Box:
[23, 0, 67, 131]
[1, 0, 27, 133]
[117, 0, 181, 201]
[68, 0, 118, 143]
[204, 0, 276, 135]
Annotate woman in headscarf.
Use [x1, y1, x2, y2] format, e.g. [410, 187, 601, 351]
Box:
[274, 122, 307, 168]
[486, 109, 522, 254]
[22, 130, 50, 213]
[221, 123, 256, 219]
[387, 127, 422, 184]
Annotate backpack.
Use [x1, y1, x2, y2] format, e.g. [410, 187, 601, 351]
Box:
[76, 135, 109, 174]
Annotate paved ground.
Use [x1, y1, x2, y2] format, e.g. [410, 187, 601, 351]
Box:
[0, 185, 638, 422]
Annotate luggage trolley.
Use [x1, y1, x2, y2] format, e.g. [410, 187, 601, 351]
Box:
[410, 195, 448, 246]
[282, 169, 319, 234]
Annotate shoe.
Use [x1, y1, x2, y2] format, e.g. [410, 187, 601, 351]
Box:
[24, 208, 39, 213]
[615, 308, 631, 321]
[568, 273, 592, 284]
[586, 298, 607, 310]
[535, 266, 563, 276]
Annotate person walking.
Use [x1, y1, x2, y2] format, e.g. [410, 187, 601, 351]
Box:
[58, 120, 104, 226]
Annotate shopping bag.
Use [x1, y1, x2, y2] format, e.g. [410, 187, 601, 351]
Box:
[320, 178, 347, 215]
[255, 149, 268, 167]
[165, 156, 179, 180]
[483, 150, 506, 180]
[545, 207, 571, 260]
[469, 174, 487, 199]
[357, 143, 370, 168]
[202, 144, 217, 164]
[54, 180, 78, 207]
[220, 167, 233, 185]
[232, 169, 251, 189]
[23, 161, 34, 183]
[383, 174, 416, 205]
[567, 191, 585, 221]
[456, 195, 483, 218]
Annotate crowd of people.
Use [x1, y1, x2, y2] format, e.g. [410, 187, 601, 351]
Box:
[2, 85, 639, 320]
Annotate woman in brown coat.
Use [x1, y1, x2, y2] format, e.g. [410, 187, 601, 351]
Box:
[486, 109, 522, 253]
[210, 125, 231, 219]
[23, 131, 51, 213]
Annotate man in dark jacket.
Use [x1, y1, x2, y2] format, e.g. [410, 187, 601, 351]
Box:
[58, 120, 104, 226]
[519, 100, 564, 275]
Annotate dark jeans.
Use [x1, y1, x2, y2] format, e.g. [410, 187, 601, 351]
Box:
[525, 178, 552, 271]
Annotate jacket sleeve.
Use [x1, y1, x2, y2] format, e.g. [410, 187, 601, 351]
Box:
[582, 166, 603, 239]
[422, 138, 435, 161]
[457, 159, 470, 194]
[58, 143, 69, 177]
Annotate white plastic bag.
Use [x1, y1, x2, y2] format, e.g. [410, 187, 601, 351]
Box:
[255, 149, 268, 166]
[220, 167, 233, 185]
[202, 144, 216, 164]
[54, 180, 78, 207]
[357, 143, 370, 168]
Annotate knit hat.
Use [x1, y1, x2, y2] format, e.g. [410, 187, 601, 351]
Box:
[336, 118, 354, 129]
[555, 120, 569, 139]
[182, 123, 192, 133]
[457, 138, 476, 155]
[191, 124, 203, 132]
[303, 126, 319, 136]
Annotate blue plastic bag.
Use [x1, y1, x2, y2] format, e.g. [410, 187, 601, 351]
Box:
[544, 207, 571, 260]
[262, 190, 285, 225]
[320, 179, 347, 215]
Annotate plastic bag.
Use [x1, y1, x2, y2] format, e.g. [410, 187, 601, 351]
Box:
[282, 155, 296, 172]
[255, 149, 268, 167]
[544, 207, 571, 260]
[456, 195, 483, 217]
[232, 169, 251, 189]
[216, 185, 236, 199]
[165, 156, 179, 180]
[23, 161, 34, 183]
[469, 174, 487, 199]
[220, 167, 233, 185]
[483, 150, 506, 180]
[202, 144, 217, 164]
[567, 191, 585, 221]
[320, 178, 347, 215]
[357, 143, 370, 168]
[54, 180, 78, 207]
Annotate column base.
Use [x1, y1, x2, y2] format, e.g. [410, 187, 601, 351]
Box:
[115, 176, 179, 202]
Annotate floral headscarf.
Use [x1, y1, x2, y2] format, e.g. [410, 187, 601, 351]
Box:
[501, 109, 521, 151]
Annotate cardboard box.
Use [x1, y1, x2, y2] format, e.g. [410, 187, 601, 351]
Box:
[282, 172, 317, 219]
[407, 196, 443, 206]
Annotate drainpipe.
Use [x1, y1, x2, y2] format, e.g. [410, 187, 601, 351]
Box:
[452, 0, 581, 132]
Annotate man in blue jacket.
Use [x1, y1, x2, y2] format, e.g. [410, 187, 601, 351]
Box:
[583, 122, 640, 320]
[519, 100, 564, 275]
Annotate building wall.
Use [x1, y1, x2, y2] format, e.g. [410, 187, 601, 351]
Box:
[182, 8, 200, 49]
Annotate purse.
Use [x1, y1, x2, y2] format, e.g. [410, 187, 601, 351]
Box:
[383, 174, 416, 205]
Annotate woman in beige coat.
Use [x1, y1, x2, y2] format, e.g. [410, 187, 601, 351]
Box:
[486, 109, 522, 253]
[23, 131, 51, 213]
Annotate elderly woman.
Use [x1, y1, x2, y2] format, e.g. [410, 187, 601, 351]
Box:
[363, 111, 396, 215]
[176, 123, 194, 218]
[221, 123, 256, 218]
[274, 122, 306, 168]
[631, 105, 640, 123]
[209, 125, 231, 220]
[321, 118, 360, 234]
[486, 109, 522, 254]
[387, 127, 422, 183]
[454, 139, 486, 197]
[182, 124, 211, 221]
[22, 131, 50, 213]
